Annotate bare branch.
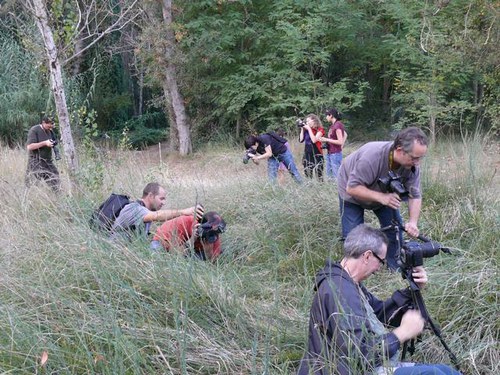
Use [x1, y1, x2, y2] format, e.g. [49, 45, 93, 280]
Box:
[62, 0, 143, 65]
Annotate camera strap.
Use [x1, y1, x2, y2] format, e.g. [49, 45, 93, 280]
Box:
[388, 149, 395, 170]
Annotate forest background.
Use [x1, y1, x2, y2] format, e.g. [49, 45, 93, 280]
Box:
[0, 0, 498, 374]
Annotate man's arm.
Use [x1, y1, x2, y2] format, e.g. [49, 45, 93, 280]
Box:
[27, 139, 53, 151]
[251, 144, 272, 161]
[405, 198, 422, 237]
[144, 205, 203, 223]
[347, 184, 402, 210]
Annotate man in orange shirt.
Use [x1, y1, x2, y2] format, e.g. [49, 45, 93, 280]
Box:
[150, 211, 226, 261]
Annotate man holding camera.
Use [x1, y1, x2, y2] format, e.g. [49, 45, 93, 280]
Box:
[150, 211, 226, 261]
[244, 132, 303, 184]
[337, 127, 428, 270]
[298, 224, 461, 375]
[25, 116, 61, 192]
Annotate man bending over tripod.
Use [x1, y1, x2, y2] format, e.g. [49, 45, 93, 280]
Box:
[298, 224, 461, 375]
[338, 127, 428, 270]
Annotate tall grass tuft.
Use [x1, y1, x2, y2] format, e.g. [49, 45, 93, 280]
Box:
[0, 134, 498, 374]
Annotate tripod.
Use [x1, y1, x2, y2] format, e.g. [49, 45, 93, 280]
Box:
[382, 221, 461, 371]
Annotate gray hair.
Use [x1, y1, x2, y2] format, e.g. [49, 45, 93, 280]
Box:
[393, 127, 428, 153]
[344, 224, 388, 259]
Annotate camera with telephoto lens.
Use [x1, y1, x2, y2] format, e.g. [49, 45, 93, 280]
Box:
[378, 170, 409, 199]
[296, 118, 306, 128]
[400, 240, 445, 269]
[196, 215, 226, 243]
[242, 148, 256, 164]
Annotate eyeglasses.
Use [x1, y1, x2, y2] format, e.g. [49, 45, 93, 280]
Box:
[371, 251, 386, 266]
[405, 151, 425, 162]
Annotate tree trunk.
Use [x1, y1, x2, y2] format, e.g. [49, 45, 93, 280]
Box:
[236, 117, 241, 139]
[31, 0, 79, 175]
[429, 92, 437, 144]
[382, 65, 391, 117]
[161, 0, 192, 155]
[163, 81, 179, 151]
[138, 62, 144, 116]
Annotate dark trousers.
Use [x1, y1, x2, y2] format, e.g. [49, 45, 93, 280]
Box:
[25, 159, 61, 192]
[339, 196, 403, 270]
[303, 144, 324, 181]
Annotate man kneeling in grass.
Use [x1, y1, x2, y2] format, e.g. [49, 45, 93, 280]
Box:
[150, 211, 226, 262]
[298, 224, 462, 375]
[111, 182, 203, 241]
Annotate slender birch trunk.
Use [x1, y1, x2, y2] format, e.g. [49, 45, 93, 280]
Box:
[30, 0, 79, 175]
[161, 0, 192, 155]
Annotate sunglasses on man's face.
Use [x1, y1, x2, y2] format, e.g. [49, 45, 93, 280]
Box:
[371, 251, 386, 266]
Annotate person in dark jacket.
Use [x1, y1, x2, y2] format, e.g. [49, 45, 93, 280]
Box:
[244, 132, 303, 184]
[298, 224, 461, 375]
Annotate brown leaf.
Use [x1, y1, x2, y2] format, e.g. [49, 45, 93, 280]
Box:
[40, 351, 49, 366]
[94, 354, 106, 364]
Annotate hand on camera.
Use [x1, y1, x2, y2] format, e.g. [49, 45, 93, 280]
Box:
[195, 204, 204, 221]
[380, 192, 401, 209]
[183, 205, 204, 220]
[405, 222, 419, 237]
[249, 154, 260, 164]
[411, 266, 428, 289]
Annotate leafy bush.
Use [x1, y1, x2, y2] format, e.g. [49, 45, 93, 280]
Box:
[0, 35, 48, 145]
[107, 112, 167, 149]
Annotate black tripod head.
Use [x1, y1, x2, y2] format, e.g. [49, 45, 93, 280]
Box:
[381, 220, 452, 291]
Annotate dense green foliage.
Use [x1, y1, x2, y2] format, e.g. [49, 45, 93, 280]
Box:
[0, 0, 498, 146]
[0, 134, 498, 373]
[0, 35, 48, 146]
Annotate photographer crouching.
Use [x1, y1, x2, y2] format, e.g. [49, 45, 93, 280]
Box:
[244, 131, 303, 184]
[338, 127, 428, 270]
[298, 224, 462, 375]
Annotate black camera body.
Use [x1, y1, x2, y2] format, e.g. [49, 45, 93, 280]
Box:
[50, 137, 61, 160]
[378, 170, 409, 199]
[242, 148, 256, 164]
[400, 240, 443, 268]
[296, 119, 306, 128]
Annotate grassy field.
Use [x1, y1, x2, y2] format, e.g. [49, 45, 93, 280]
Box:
[0, 134, 498, 374]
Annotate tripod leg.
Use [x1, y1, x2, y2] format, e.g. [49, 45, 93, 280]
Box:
[411, 290, 461, 370]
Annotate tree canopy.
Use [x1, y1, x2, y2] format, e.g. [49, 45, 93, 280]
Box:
[0, 0, 497, 150]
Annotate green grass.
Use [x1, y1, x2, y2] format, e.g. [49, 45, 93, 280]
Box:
[0, 134, 498, 374]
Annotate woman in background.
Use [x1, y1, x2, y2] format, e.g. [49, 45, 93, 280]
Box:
[299, 114, 325, 181]
[321, 108, 347, 181]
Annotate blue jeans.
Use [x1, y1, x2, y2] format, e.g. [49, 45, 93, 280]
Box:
[339, 196, 403, 270]
[394, 364, 462, 375]
[325, 152, 342, 180]
[268, 149, 303, 184]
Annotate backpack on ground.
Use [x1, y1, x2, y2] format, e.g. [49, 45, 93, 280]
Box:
[90, 193, 131, 232]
